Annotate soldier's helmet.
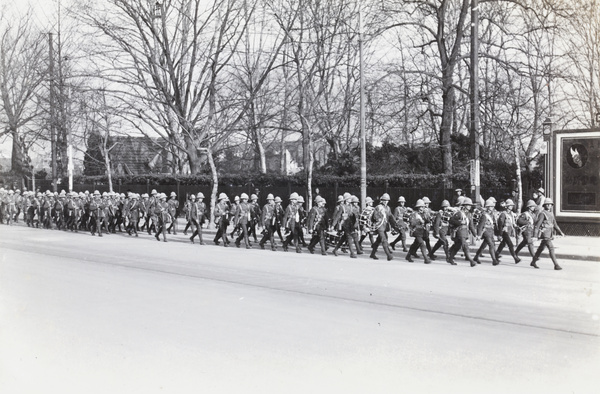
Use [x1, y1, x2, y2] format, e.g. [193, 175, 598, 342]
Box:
[422, 196, 431, 204]
[343, 192, 351, 200]
[250, 194, 258, 201]
[398, 196, 406, 203]
[543, 198, 554, 206]
[15, 189, 20, 194]
[297, 195, 305, 203]
[190, 194, 196, 200]
[94, 190, 101, 196]
[505, 199, 515, 207]
[142, 193, 149, 198]
[79, 192, 85, 198]
[336, 195, 344, 203]
[290, 192, 299, 200]
[380, 193, 390, 201]
[315, 196, 325, 204]
[485, 199, 495, 208]
[366, 196, 374, 205]
[8, 189, 14, 194]
[240, 193, 249, 200]
[197, 192, 205, 199]
[266, 193, 274, 200]
[441, 200, 450, 208]
[170, 192, 177, 197]
[456, 196, 465, 206]
[462, 197, 473, 206]
[274, 196, 282, 203]
[488, 196, 497, 203]
[526, 200, 537, 208]
[351, 195, 359, 203]
[415, 199, 425, 208]
[234, 196, 240, 202]
[151, 189, 157, 195]
[218, 192, 228, 201]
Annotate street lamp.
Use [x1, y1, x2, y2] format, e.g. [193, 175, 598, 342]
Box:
[542, 117, 553, 200]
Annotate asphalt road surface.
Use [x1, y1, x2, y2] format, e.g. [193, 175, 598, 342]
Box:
[1, 225, 599, 394]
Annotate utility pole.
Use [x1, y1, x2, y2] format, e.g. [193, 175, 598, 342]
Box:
[359, 10, 367, 210]
[469, 0, 480, 206]
[49, 32, 57, 193]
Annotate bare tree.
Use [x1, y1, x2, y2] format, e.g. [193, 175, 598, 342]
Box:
[0, 8, 47, 184]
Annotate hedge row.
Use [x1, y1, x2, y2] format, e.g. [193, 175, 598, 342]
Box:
[71, 172, 473, 189]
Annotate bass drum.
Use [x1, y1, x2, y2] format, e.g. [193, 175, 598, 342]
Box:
[358, 208, 374, 233]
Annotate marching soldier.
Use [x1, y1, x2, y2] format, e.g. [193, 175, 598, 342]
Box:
[282, 193, 302, 253]
[187, 193, 203, 244]
[274, 196, 285, 243]
[350, 196, 363, 254]
[406, 199, 432, 264]
[370, 193, 397, 261]
[515, 200, 538, 260]
[213, 192, 230, 246]
[126, 193, 141, 236]
[429, 200, 453, 261]
[421, 196, 434, 257]
[447, 197, 477, 266]
[473, 198, 500, 265]
[234, 193, 252, 249]
[331, 194, 357, 258]
[495, 199, 521, 264]
[390, 196, 409, 252]
[154, 193, 170, 242]
[229, 196, 241, 238]
[259, 193, 278, 251]
[358, 196, 376, 248]
[307, 196, 329, 255]
[167, 192, 179, 235]
[248, 193, 261, 243]
[531, 198, 565, 270]
[296, 195, 309, 247]
[89, 190, 104, 236]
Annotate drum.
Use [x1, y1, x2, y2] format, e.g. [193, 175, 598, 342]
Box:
[440, 207, 456, 224]
[472, 207, 484, 227]
[359, 207, 374, 233]
[325, 230, 342, 248]
[402, 207, 413, 223]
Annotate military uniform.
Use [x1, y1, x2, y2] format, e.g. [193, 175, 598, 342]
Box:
[189, 193, 206, 244]
[307, 196, 329, 255]
[389, 197, 409, 252]
[370, 193, 396, 261]
[331, 195, 357, 258]
[429, 200, 452, 261]
[448, 198, 477, 266]
[282, 193, 302, 253]
[473, 199, 499, 265]
[213, 194, 231, 246]
[406, 199, 432, 264]
[235, 194, 252, 249]
[495, 199, 520, 264]
[531, 198, 564, 270]
[515, 200, 538, 259]
[259, 194, 277, 250]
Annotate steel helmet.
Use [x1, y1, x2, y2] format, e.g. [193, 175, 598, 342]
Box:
[151, 189, 157, 195]
[543, 198, 554, 206]
[218, 192, 228, 201]
[170, 192, 177, 197]
[398, 196, 406, 203]
[505, 199, 515, 207]
[351, 195, 359, 203]
[250, 194, 258, 201]
[380, 193, 390, 201]
[456, 196, 465, 205]
[485, 198, 495, 208]
[266, 193, 274, 200]
[462, 197, 473, 206]
[234, 196, 240, 202]
[197, 192, 205, 199]
[315, 196, 325, 204]
[274, 196, 282, 203]
[526, 200, 537, 208]
[142, 193, 149, 198]
[290, 192, 299, 200]
[240, 193, 249, 200]
[415, 199, 425, 208]
[422, 196, 431, 204]
[343, 192, 351, 200]
[441, 199, 450, 208]
[190, 194, 196, 199]
[94, 190, 100, 196]
[488, 196, 497, 203]
[336, 195, 344, 203]
[365, 196, 374, 205]
[297, 195, 305, 203]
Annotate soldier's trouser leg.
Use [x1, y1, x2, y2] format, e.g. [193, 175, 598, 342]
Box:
[408, 237, 421, 257]
[516, 232, 535, 257]
[259, 228, 271, 247]
[424, 234, 432, 254]
[370, 234, 381, 257]
[500, 232, 518, 261]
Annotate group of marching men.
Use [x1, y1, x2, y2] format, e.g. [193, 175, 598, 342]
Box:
[0, 185, 564, 270]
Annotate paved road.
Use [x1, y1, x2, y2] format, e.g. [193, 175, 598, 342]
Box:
[1, 225, 599, 394]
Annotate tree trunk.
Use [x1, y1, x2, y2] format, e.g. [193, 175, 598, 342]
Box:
[206, 147, 219, 229]
[440, 71, 454, 186]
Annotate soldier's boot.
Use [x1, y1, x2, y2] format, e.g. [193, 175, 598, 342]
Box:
[405, 253, 413, 262]
[549, 245, 562, 270]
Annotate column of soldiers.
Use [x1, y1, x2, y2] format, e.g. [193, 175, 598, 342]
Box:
[0, 186, 565, 270]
